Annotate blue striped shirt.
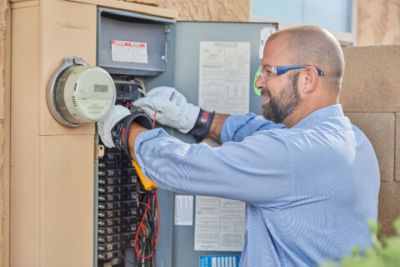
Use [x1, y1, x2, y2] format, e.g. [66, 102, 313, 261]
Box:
[134, 104, 380, 267]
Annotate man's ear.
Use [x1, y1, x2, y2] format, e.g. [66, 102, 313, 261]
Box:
[302, 66, 319, 94]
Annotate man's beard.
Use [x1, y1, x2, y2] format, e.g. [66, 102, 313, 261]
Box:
[262, 72, 300, 123]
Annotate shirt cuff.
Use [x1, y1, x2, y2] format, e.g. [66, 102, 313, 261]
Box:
[221, 113, 257, 143]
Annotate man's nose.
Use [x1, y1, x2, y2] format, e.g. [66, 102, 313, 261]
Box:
[255, 75, 266, 90]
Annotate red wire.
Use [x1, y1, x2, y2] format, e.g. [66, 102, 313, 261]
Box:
[154, 192, 160, 248]
[152, 112, 156, 128]
[133, 190, 159, 263]
[134, 194, 152, 261]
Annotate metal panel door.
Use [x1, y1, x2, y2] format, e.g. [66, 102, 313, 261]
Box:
[168, 21, 278, 267]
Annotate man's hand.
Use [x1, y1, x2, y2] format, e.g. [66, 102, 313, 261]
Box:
[97, 105, 131, 148]
[133, 86, 200, 133]
[97, 105, 156, 190]
[134, 87, 215, 143]
[97, 105, 153, 156]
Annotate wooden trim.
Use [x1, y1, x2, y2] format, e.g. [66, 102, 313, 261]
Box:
[10, 1, 39, 9]
[65, 0, 179, 19]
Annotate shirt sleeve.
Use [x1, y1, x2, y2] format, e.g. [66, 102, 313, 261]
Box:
[134, 128, 294, 208]
[221, 113, 285, 143]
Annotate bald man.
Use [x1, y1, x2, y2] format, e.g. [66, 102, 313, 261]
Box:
[98, 25, 380, 266]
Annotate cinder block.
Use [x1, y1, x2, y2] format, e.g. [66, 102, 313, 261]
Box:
[378, 182, 400, 237]
[346, 113, 395, 182]
[395, 113, 400, 181]
[341, 46, 400, 112]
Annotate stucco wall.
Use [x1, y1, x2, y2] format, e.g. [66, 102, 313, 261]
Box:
[357, 0, 400, 45]
[159, 0, 249, 21]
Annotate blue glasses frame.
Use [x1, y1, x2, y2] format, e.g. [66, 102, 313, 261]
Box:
[272, 65, 325, 77]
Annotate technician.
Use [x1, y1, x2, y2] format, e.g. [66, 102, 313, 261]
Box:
[97, 25, 380, 266]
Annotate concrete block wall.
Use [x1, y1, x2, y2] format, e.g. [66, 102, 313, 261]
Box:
[342, 46, 400, 236]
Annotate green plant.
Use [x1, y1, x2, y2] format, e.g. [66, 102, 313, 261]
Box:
[321, 218, 400, 267]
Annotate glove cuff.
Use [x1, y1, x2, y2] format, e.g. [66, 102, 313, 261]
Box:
[188, 109, 215, 143]
[111, 107, 153, 156]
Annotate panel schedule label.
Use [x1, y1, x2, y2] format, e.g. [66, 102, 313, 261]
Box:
[199, 255, 240, 267]
[111, 40, 148, 64]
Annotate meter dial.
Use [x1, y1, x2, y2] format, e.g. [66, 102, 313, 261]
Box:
[47, 57, 116, 127]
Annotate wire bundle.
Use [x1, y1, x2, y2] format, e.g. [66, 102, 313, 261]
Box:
[134, 189, 160, 267]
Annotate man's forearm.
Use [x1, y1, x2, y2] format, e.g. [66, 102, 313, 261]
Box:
[207, 113, 229, 144]
[127, 123, 148, 161]
[127, 113, 228, 158]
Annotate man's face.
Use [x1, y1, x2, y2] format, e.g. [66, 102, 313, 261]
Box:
[258, 36, 302, 123]
[262, 72, 300, 123]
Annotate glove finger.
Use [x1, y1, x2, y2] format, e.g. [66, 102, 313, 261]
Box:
[146, 86, 176, 98]
[139, 105, 157, 118]
[133, 97, 154, 109]
[97, 120, 115, 148]
[134, 97, 166, 114]
[97, 105, 130, 148]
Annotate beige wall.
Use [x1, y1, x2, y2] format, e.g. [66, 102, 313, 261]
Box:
[357, 0, 400, 46]
[0, 0, 10, 267]
[0, 0, 399, 266]
[159, 0, 249, 21]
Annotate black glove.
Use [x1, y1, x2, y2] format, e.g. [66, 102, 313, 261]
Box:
[188, 109, 215, 143]
[110, 106, 153, 157]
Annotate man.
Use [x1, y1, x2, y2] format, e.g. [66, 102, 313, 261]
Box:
[98, 25, 380, 266]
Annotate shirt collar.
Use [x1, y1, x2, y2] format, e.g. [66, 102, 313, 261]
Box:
[293, 104, 344, 129]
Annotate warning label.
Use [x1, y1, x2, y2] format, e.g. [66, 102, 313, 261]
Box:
[111, 40, 148, 64]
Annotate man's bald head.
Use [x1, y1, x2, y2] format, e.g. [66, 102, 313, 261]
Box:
[267, 25, 345, 90]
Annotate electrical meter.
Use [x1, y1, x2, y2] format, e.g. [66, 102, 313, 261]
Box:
[47, 57, 116, 127]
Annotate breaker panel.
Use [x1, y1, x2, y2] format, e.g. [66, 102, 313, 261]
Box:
[97, 77, 159, 267]
[96, 7, 174, 267]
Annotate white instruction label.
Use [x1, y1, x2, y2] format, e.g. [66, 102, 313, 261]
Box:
[111, 40, 148, 64]
[195, 196, 245, 251]
[174, 195, 194, 226]
[199, 42, 250, 115]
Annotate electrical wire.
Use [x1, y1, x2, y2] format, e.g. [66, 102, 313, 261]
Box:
[133, 189, 159, 267]
[134, 79, 147, 96]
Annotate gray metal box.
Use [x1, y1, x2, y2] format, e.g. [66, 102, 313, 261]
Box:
[97, 8, 174, 76]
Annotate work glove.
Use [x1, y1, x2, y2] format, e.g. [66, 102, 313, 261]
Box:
[97, 105, 157, 191]
[134, 86, 215, 143]
[97, 105, 153, 156]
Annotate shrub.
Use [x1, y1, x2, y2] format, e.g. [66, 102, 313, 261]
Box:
[321, 218, 400, 267]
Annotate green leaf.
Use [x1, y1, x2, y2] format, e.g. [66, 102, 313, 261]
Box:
[394, 218, 400, 235]
[351, 247, 360, 256]
[320, 218, 400, 267]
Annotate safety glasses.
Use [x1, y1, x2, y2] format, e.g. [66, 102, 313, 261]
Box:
[253, 65, 325, 96]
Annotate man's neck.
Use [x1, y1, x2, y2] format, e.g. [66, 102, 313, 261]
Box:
[284, 98, 338, 128]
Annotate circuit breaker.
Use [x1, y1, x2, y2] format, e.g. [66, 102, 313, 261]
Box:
[97, 77, 156, 267]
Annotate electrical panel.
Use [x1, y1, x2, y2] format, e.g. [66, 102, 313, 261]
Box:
[97, 78, 152, 266]
[96, 8, 174, 267]
[95, 7, 277, 267]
